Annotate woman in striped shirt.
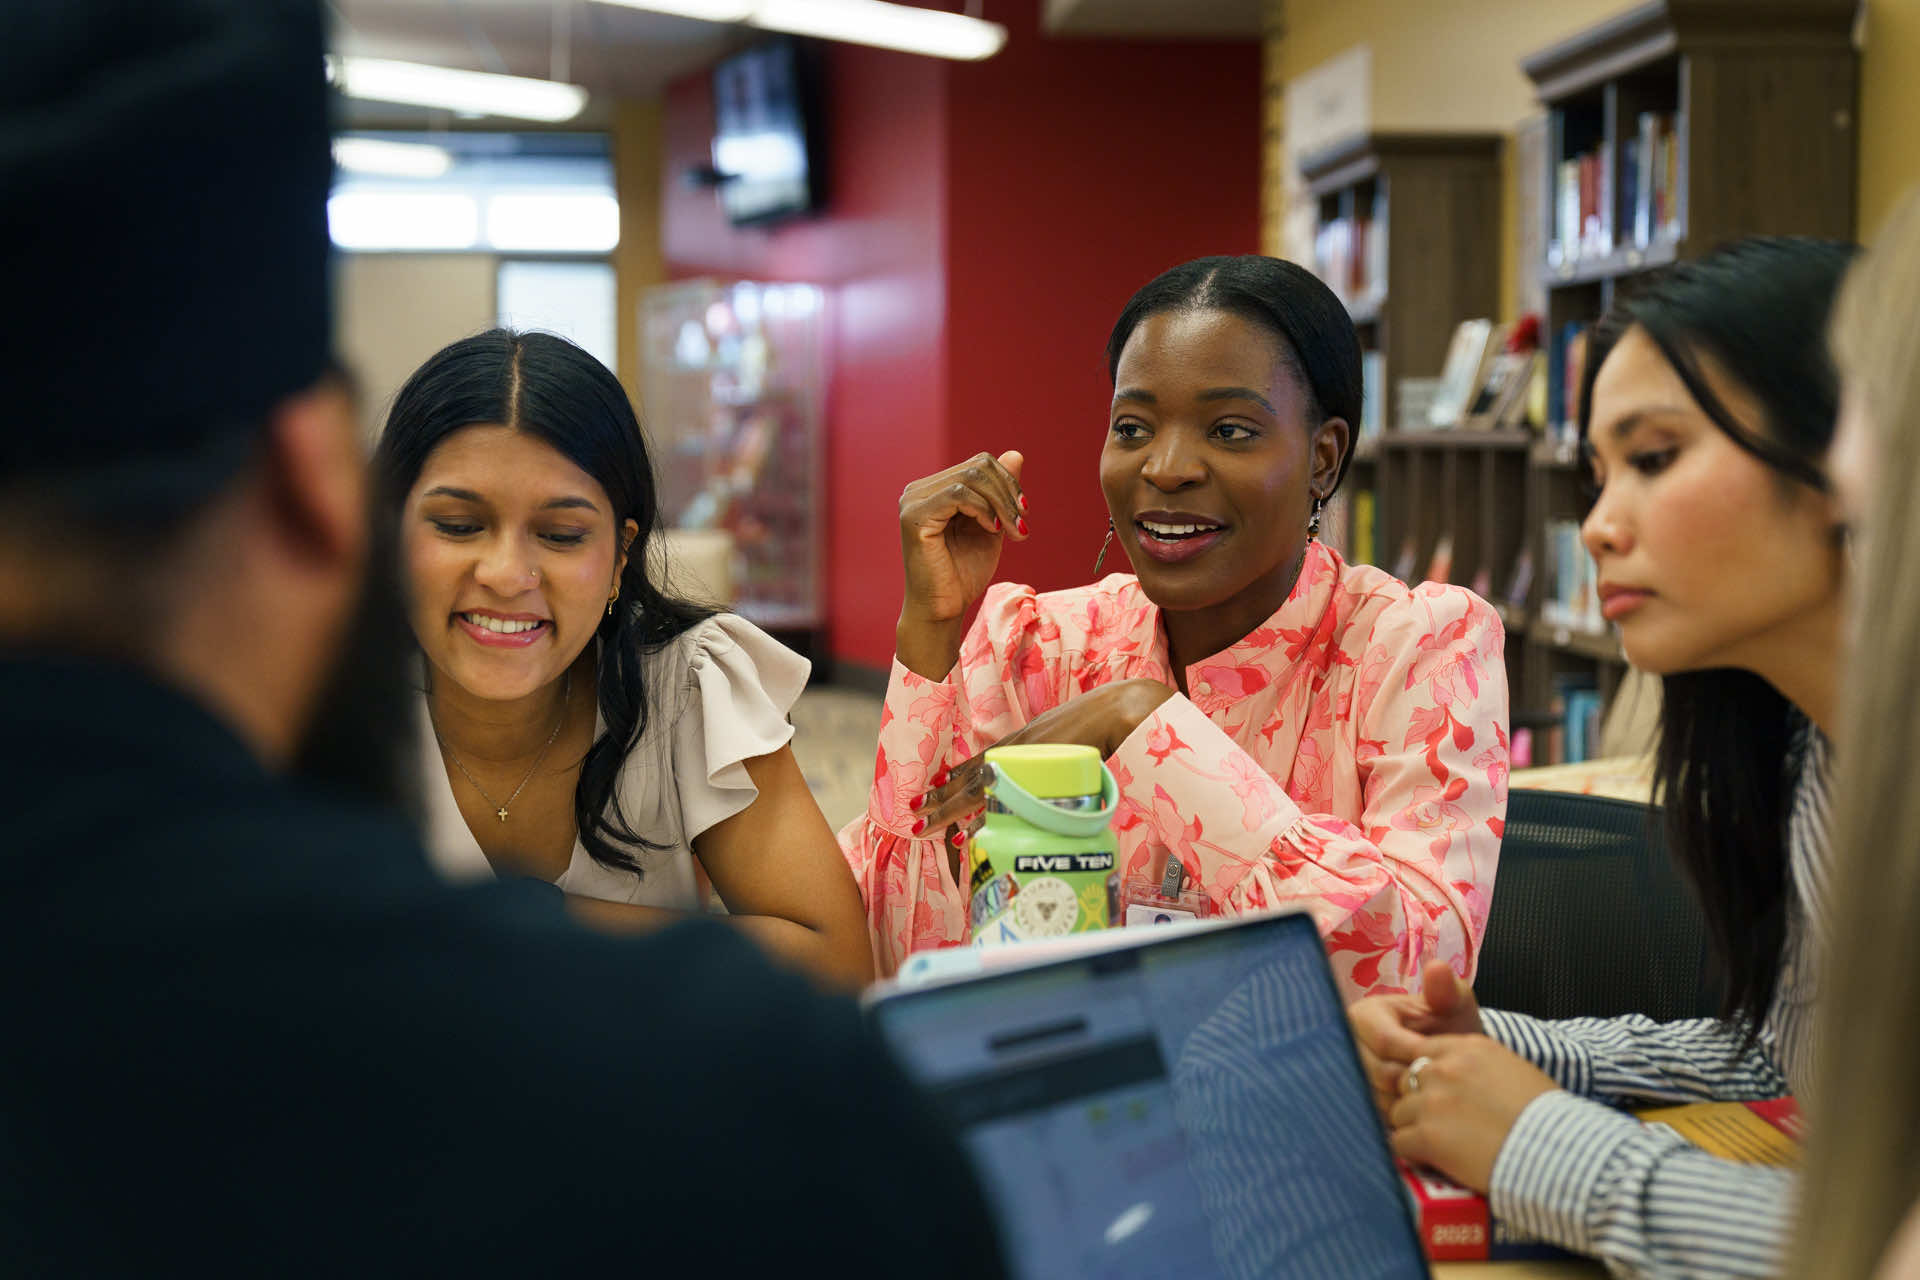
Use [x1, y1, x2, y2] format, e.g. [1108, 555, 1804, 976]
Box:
[1350, 237, 1856, 1279]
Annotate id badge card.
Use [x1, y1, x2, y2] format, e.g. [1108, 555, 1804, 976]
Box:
[1118, 857, 1214, 927]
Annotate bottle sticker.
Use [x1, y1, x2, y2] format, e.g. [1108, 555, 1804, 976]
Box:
[969, 871, 1020, 930]
[1011, 851, 1115, 874]
[1012, 876, 1079, 936]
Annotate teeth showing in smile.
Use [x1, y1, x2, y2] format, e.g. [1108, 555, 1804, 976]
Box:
[461, 613, 544, 634]
[1139, 520, 1222, 539]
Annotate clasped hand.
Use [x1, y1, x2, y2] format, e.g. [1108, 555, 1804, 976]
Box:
[910, 679, 1175, 840]
[1347, 958, 1559, 1193]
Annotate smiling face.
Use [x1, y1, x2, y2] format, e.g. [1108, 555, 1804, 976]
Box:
[1100, 307, 1345, 644]
[1581, 327, 1843, 676]
[401, 424, 635, 703]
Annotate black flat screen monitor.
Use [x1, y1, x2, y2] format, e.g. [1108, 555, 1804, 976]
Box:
[711, 39, 821, 227]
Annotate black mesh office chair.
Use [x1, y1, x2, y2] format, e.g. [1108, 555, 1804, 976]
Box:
[1472, 789, 1720, 1022]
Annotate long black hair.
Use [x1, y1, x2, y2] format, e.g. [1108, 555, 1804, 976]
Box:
[1577, 237, 1856, 1030]
[1105, 255, 1364, 495]
[374, 329, 713, 875]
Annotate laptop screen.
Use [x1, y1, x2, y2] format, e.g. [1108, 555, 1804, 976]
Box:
[870, 915, 1428, 1280]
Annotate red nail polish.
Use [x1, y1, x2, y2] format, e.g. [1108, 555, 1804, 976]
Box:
[1016, 517, 1030, 536]
[911, 793, 925, 811]
[1018, 493, 1028, 512]
[910, 817, 927, 836]
[931, 768, 950, 788]
[951, 830, 967, 847]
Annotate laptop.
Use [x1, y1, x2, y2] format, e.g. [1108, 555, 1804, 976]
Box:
[867, 913, 1430, 1279]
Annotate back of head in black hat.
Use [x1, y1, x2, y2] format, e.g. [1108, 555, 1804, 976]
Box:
[0, 0, 333, 509]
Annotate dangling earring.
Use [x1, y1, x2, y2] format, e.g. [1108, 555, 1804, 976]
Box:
[1307, 496, 1325, 541]
[1092, 517, 1115, 576]
[606, 584, 620, 618]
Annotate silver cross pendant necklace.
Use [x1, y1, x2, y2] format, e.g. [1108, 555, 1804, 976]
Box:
[432, 669, 573, 823]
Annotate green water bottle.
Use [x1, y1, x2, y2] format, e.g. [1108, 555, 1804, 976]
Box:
[966, 744, 1120, 946]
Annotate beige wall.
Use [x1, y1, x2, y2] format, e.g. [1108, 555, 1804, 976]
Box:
[1268, 0, 1920, 305]
[1266, 0, 1632, 319]
[1860, 0, 1920, 239]
[335, 253, 498, 438]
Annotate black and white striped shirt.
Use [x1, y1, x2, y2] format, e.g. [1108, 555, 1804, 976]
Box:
[1482, 729, 1829, 1278]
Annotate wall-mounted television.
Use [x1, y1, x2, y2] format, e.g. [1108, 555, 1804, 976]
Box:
[711, 39, 824, 227]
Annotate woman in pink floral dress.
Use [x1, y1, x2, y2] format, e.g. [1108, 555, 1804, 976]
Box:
[840, 255, 1508, 992]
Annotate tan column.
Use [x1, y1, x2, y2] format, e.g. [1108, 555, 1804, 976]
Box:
[611, 98, 665, 409]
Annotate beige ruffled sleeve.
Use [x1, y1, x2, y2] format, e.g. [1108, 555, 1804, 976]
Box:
[669, 613, 811, 843]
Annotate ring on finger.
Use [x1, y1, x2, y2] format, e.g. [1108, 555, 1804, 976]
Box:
[1402, 1055, 1433, 1096]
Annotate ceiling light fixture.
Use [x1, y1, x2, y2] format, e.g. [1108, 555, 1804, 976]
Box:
[592, 0, 756, 18]
[327, 55, 589, 123]
[748, 0, 1007, 60]
[331, 136, 455, 178]
[587, 0, 1007, 61]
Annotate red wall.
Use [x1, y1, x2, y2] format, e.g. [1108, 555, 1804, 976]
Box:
[663, 44, 949, 668]
[660, 4, 1259, 670]
[943, 0, 1261, 596]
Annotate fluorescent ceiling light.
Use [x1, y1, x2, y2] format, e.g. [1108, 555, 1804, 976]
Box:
[328, 56, 588, 123]
[748, 0, 1007, 60]
[593, 0, 755, 18]
[586, 0, 1007, 60]
[486, 192, 621, 252]
[328, 192, 481, 250]
[332, 137, 454, 179]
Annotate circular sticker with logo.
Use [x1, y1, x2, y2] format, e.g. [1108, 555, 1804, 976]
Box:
[1012, 875, 1079, 937]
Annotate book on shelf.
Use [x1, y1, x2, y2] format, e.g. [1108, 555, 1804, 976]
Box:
[1390, 536, 1418, 584]
[1502, 546, 1534, 612]
[1358, 350, 1385, 444]
[1553, 145, 1613, 265]
[1425, 534, 1454, 585]
[1538, 518, 1604, 634]
[1468, 565, 1492, 599]
[1351, 489, 1376, 567]
[1429, 319, 1500, 429]
[1553, 158, 1579, 267]
[1313, 187, 1389, 314]
[1402, 1098, 1799, 1262]
[1397, 377, 1442, 432]
[1524, 353, 1549, 430]
[1547, 322, 1592, 447]
[1633, 111, 1681, 248]
[1470, 351, 1540, 429]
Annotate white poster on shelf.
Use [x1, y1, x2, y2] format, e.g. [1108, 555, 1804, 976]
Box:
[1284, 44, 1371, 169]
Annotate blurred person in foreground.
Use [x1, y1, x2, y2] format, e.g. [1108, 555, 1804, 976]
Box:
[0, 3, 1003, 1275]
[1791, 189, 1920, 1279]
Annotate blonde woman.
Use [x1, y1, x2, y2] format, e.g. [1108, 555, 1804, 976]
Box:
[1791, 190, 1920, 1279]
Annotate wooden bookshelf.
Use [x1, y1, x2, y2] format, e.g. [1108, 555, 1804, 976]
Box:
[1507, 0, 1858, 762]
[1298, 131, 1505, 597]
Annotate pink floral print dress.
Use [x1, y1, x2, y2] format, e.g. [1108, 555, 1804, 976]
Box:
[838, 541, 1509, 997]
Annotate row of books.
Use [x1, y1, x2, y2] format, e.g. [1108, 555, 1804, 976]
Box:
[1538, 518, 1604, 633]
[1508, 676, 1604, 770]
[1429, 319, 1541, 431]
[1548, 111, 1682, 267]
[1312, 191, 1388, 314]
[1625, 111, 1682, 249]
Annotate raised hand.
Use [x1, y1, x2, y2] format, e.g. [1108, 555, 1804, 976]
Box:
[895, 451, 1026, 679]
